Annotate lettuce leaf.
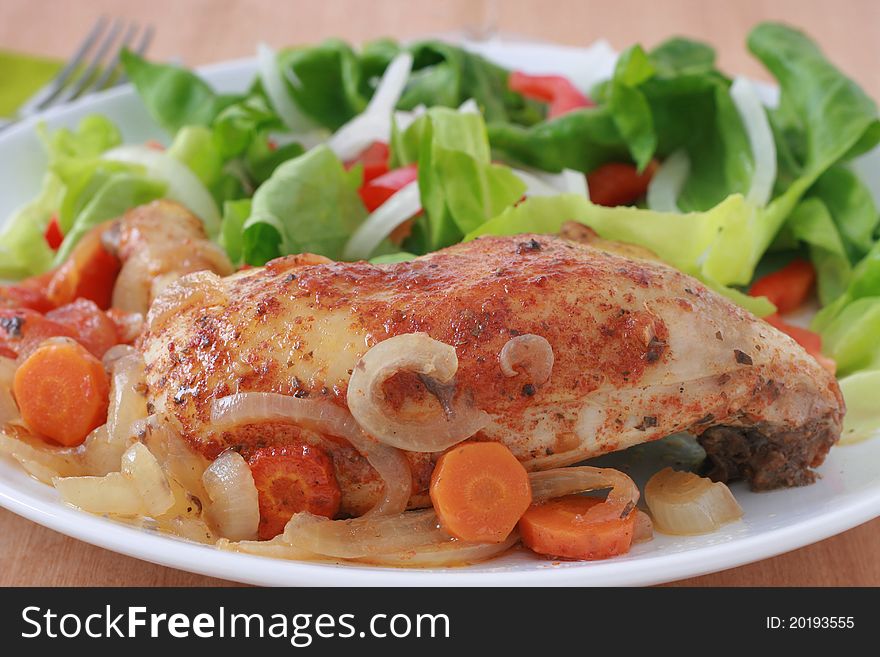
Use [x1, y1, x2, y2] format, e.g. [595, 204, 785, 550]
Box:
[219, 198, 252, 266]
[0, 173, 62, 278]
[397, 108, 525, 252]
[276, 40, 366, 131]
[235, 145, 366, 264]
[121, 49, 241, 133]
[0, 116, 130, 278]
[54, 173, 166, 264]
[838, 371, 880, 443]
[786, 198, 852, 304]
[400, 41, 542, 126]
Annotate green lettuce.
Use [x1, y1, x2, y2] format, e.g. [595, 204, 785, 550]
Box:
[838, 371, 880, 443]
[0, 173, 62, 278]
[395, 107, 525, 252]
[276, 40, 366, 131]
[786, 198, 852, 304]
[54, 173, 166, 264]
[0, 115, 147, 278]
[232, 145, 366, 265]
[121, 49, 241, 133]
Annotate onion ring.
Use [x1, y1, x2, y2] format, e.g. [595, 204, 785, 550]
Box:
[347, 333, 489, 452]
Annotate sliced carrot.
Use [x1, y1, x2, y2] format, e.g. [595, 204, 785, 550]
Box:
[0, 271, 56, 313]
[519, 495, 636, 561]
[13, 339, 110, 447]
[0, 308, 77, 360]
[248, 444, 342, 540]
[46, 221, 121, 310]
[587, 161, 658, 207]
[749, 259, 816, 314]
[429, 441, 532, 543]
[46, 299, 119, 358]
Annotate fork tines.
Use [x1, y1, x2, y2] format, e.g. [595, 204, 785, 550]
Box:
[16, 16, 154, 119]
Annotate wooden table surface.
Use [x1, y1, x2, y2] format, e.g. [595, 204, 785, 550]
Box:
[1, 0, 879, 586]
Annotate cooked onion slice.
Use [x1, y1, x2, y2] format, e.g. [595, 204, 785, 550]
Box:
[0, 356, 16, 425]
[53, 472, 144, 515]
[211, 393, 410, 515]
[0, 355, 15, 387]
[347, 333, 490, 452]
[0, 383, 17, 426]
[645, 467, 743, 535]
[361, 531, 520, 567]
[202, 450, 260, 541]
[633, 510, 654, 543]
[499, 334, 554, 384]
[146, 270, 226, 334]
[53, 442, 173, 516]
[327, 52, 414, 161]
[529, 465, 640, 524]
[143, 415, 211, 501]
[647, 149, 690, 213]
[730, 77, 776, 207]
[0, 429, 83, 482]
[105, 352, 147, 459]
[282, 509, 449, 559]
[342, 180, 421, 260]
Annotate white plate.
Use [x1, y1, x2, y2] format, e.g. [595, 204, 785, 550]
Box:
[1, 43, 879, 587]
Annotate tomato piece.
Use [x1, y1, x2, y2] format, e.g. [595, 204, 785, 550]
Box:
[0, 271, 56, 313]
[46, 299, 119, 358]
[344, 141, 390, 184]
[358, 164, 419, 212]
[587, 161, 658, 207]
[43, 215, 64, 250]
[46, 221, 121, 310]
[0, 308, 77, 360]
[749, 259, 816, 314]
[508, 71, 593, 118]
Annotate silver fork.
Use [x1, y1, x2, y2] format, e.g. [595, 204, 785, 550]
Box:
[0, 16, 154, 130]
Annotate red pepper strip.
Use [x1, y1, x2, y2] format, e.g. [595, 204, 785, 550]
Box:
[749, 259, 816, 314]
[358, 164, 419, 213]
[344, 141, 391, 184]
[43, 215, 64, 251]
[587, 161, 658, 207]
[508, 71, 594, 118]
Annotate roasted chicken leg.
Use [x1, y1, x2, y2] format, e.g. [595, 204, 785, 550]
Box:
[140, 233, 844, 515]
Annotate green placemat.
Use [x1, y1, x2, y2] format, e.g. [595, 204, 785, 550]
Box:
[0, 49, 63, 118]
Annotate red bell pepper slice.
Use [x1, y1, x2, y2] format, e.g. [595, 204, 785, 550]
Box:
[587, 161, 658, 207]
[749, 260, 816, 314]
[508, 71, 593, 118]
[344, 141, 391, 184]
[358, 164, 419, 213]
[43, 215, 64, 251]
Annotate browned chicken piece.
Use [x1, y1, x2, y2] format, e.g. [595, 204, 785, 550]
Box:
[558, 221, 662, 263]
[140, 234, 844, 516]
[107, 200, 234, 314]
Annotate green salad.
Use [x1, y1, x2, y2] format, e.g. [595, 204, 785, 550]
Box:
[1, 22, 879, 440]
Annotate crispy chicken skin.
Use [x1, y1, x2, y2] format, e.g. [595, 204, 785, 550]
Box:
[140, 234, 844, 515]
